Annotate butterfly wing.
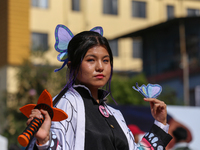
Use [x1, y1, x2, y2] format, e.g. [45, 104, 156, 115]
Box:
[90, 26, 103, 36]
[132, 83, 148, 98]
[147, 84, 162, 98]
[140, 84, 148, 97]
[54, 24, 74, 61]
[54, 25, 74, 72]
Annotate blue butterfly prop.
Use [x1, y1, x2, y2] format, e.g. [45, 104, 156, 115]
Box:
[132, 83, 162, 98]
[54, 25, 104, 72]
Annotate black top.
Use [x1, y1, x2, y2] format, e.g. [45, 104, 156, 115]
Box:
[75, 87, 129, 150]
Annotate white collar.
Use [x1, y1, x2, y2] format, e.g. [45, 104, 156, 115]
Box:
[73, 84, 110, 100]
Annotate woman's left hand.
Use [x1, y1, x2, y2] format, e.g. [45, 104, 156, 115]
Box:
[144, 98, 167, 125]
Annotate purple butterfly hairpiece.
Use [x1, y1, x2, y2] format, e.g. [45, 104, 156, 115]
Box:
[132, 82, 162, 98]
[54, 24, 104, 72]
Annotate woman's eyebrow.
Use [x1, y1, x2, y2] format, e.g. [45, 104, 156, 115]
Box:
[103, 55, 110, 59]
[85, 54, 110, 58]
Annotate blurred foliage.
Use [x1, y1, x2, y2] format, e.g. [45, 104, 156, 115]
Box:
[107, 73, 149, 105]
[2, 59, 66, 146]
[107, 73, 180, 106]
[0, 91, 9, 135]
[159, 86, 182, 105]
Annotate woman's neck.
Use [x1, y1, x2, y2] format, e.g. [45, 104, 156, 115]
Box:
[89, 87, 99, 103]
[75, 84, 100, 103]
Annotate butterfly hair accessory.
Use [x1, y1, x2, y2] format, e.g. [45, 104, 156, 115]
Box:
[132, 82, 162, 98]
[54, 24, 104, 72]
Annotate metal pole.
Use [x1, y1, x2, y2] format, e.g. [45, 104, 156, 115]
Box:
[179, 19, 190, 105]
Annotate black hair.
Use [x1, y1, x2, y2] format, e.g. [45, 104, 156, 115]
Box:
[173, 127, 188, 142]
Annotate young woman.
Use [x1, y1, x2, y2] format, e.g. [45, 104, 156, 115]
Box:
[26, 25, 172, 150]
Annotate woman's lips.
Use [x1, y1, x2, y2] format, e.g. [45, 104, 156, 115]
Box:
[95, 74, 104, 79]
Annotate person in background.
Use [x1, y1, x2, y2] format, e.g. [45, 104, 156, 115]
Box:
[172, 127, 191, 150]
[128, 124, 144, 143]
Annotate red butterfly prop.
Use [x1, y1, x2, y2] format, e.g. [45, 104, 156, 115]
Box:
[18, 89, 68, 147]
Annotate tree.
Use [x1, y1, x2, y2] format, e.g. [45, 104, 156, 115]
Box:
[2, 59, 66, 146]
[107, 73, 149, 105]
[158, 86, 182, 105]
[107, 73, 180, 106]
[0, 91, 9, 135]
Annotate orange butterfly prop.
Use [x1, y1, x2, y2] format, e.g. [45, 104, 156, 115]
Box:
[18, 89, 68, 147]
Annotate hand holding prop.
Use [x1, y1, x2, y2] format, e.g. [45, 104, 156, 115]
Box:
[18, 89, 68, 147]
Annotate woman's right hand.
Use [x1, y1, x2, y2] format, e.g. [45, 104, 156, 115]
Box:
[26, 109, 51, 145]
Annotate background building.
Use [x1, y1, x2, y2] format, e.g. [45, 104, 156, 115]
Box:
[1, 0, 200, 105]
[116, 16, 200, 106]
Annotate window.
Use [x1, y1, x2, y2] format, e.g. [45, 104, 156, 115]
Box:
[31, 0, 48, 8]
[132, 1, 146, 18]
[103, 0, 118, 15]
[109, 39, 118, 57]
[31, 32, 48, 51]
[72, 0, 80, 11]
[167, 5, 174, 20]
[132, 39, 142, 58]
[187, 8, 200, 17]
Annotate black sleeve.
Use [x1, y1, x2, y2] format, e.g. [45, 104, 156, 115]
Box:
[139, 124, 172, 150]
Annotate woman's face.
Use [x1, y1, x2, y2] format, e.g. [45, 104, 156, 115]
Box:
[76, 46, 111, 91]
